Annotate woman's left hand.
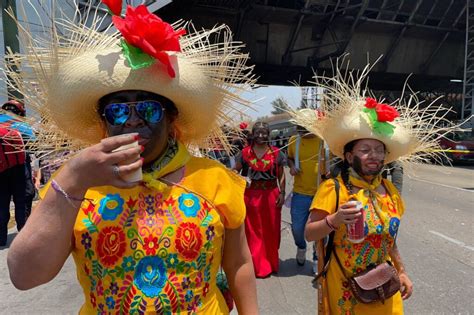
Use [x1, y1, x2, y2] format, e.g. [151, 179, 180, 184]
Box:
[399, 272, 413, 300]
[276, 192, 285, 208]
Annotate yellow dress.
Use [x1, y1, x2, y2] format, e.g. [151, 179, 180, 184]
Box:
[310, 176, 405, 315]
[49, 156, 246, 314]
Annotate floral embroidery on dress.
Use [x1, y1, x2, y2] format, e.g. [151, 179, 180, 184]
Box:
[76, 189, 221, 314]
[336, 194, 401, 314]
[241, 146, 279, 172]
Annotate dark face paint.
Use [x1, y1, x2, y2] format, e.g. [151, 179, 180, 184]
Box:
[352, 155, 384, 176]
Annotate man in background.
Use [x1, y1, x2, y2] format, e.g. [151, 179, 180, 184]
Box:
[0, 100, 31, 246]
[287, 125, 322, 273]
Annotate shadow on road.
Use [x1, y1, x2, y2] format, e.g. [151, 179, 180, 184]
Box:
[0, 232, 18, 251]
[273, 258, 315, 278]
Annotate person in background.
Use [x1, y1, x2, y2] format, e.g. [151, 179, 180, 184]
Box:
[6, 2, 258, 313]
[0, 100, 28, 246]
[234, 121, 286, 278]
[382, 161, 403, 193]
[287, 123, 322, 273]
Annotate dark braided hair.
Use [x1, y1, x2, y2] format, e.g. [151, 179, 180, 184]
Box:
[341, 140, 358, 192]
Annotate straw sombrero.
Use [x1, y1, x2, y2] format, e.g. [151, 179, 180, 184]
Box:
[3, 2, 255, 156]
[291, 59, 460, 164]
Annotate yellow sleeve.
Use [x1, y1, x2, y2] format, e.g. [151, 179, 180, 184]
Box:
[287, 136, 296, 159]
[186, 157, 247, 229]
[214, 168, 247, 229]
[310, 178, 338, 215]
[383, 179, 405, 217]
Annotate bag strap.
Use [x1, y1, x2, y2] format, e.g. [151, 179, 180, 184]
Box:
[315, 178, 340, 280]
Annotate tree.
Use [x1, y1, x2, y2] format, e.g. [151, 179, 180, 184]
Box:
[270, 96, 291, 115]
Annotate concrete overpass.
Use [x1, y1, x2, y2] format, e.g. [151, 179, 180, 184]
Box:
[159, 0, 471, 121]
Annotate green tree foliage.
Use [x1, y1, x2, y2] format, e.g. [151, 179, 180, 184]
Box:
[270, 96, 291, 115]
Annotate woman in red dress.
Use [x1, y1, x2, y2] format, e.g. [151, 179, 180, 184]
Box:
[234, 122, 286, 278]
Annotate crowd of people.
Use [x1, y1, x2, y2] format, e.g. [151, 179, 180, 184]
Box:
[0, 1, 455, 314]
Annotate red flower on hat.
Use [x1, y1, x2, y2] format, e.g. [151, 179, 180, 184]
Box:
[111, 5, 186, 77]
[375, 103, 399, 122]
[102, 0, 122, 16]
[365, 97, 378, 109]
[239, 122, 248, 130]
[364, 97, 399, 122]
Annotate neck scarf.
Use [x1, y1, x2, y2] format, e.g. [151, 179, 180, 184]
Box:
[142, 138, 190, 191]
[348, 168, 390, 225]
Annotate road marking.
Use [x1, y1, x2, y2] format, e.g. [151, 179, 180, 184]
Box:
[409, 176, 473, 192]
[429, 230, 474, 251]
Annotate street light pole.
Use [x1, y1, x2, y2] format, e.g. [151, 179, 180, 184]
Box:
[1, 0, 22, 101]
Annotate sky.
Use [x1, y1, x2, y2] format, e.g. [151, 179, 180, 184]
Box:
[240, 85, 302, 120]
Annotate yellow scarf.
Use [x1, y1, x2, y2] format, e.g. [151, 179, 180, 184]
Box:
[348, 168, 390, 224]
[142, 139, 190, 191]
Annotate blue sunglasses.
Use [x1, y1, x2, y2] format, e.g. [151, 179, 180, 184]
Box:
[102, 100, 165, 126]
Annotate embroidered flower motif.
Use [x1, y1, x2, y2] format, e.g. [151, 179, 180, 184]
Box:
[146, 205, 155, 215]
[376, 224, 383, 234]
[389, 217, 400, 237]
[81, 232, 92, 250]
[90, 292, 97, 308]
[111, 5, 186, 76]
[178, 193, 201, 217]
[110, 282, 119, 295]
[145, 216, 156, 228]
[145, 195, 155, 205]
[106, 296, 115, 310]
[98, 194, 124, 221]
[175, 222, 203, 260]
[343, 290, 352, 301]
[98, 303, 105, 313]
[133, 256, 167, 297]
[143, 235, 159, 255]
[206, 226, 215, 241]
[187, 296, 201, 313]
[364, 223, 369, 237]
[203, 283, 210, 297]
[96, 226, 126, 267]
[122, 256, 136, 272]
[195, 271, 203, 288]
[185, 289, 194, 302]
[181, 276, 191, 289]
[96, 279, 104, 296]
[166, 253, 179, 268]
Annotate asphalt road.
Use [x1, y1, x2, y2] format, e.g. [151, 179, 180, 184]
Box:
[0, 164, 472, 315]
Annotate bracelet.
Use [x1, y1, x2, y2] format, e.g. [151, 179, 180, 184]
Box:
[51, 179, 88, 206]
[325, 216, 337, 231]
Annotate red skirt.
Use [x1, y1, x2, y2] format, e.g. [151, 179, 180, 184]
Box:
[244, 185, 281, 278]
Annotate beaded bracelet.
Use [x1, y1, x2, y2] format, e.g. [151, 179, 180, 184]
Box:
[325, 216, 337, 231]
[51, 179, 89, 206]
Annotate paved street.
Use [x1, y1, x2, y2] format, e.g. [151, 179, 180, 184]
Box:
[0, 164, 473, 314]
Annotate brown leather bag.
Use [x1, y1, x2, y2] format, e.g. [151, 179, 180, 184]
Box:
[334, 252, 400, 304]
[348, 261, 401, 304]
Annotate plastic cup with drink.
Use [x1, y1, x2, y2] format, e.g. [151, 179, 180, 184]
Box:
[346, 200, 365, 243]
[112, 139, 142, 182]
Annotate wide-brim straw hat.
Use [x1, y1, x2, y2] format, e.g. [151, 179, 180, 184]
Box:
[3, 2, 255, 155]
[291, 58, 460, 164]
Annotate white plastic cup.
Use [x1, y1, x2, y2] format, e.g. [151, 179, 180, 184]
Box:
[112, 141, 142, 182]
[346, 201, 365, 243]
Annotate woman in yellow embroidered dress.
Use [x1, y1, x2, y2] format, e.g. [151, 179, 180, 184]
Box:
[6, 1, 258, 314]
[288, 62, 455, 314]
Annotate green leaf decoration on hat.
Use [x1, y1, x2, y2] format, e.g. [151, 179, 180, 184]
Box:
[362, 98, 398, 138]
[120, 39, 155, 70]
